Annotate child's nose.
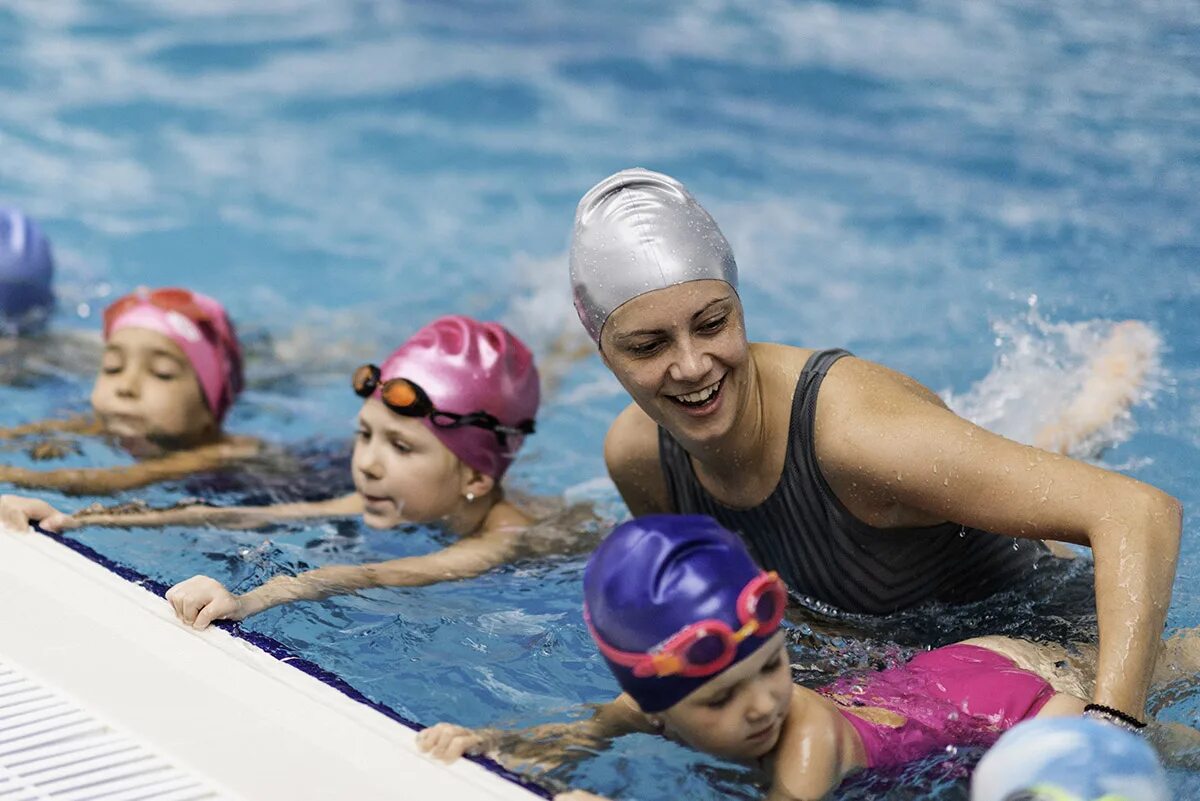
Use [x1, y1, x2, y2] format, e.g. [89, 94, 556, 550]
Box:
[354, 448, 384, 480]
[115, 366, 143, 398]
[746, 683, 777, 721]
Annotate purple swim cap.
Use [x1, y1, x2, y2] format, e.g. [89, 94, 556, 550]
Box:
[377, 315, 539, 479]
[0, 209, 55, 334]
[584, 515, 777, 713]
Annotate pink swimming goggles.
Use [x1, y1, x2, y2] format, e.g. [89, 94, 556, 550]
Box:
[586, 571, 787, 679]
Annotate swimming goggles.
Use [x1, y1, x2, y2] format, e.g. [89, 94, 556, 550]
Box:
[587, 571, 787, 679]
[103, 287, 228, 346]
[352, 364, 535, 447]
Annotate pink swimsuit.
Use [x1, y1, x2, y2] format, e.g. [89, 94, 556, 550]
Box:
[818, 644, 1055, 769]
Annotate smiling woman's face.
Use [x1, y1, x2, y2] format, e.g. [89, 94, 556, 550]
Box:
[600, 279, 750, 445]
[90, 327, 216, 448]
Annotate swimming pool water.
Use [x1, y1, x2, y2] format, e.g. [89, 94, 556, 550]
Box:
[2, 1, 1198, 798]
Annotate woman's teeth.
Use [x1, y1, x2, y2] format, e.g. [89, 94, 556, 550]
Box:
[673, 379, 721, 406]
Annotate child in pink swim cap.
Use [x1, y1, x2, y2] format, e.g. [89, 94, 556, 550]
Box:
[418, 515, 1200, 801]
[0, 285, 261, 495]
[10, 315, 554, 630]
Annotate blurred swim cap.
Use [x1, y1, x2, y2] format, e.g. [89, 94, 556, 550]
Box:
[377, 315, 539, 479]
[0, 208, 55, 334]
[103, 287, 244, 423]
[569, 168, 738, 343]
[970, 717, 1169, 801]
[584, 515, 772, 713]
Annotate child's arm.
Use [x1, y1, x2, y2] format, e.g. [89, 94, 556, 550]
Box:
[766, 692, 859, 801]
[417, 695, 652, 769]
[0, 492, 363, 533]
[0, 415, 102, 441]
[166, 524, 527, 629]
[0, 437, 260, 495]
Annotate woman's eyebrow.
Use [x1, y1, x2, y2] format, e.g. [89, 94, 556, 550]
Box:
[691, 297, 731, 321]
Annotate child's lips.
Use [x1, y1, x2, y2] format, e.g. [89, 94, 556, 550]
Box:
[361, 493, 393, 507]
[746, 718, 778, 742]
[103, 414, 145, 437]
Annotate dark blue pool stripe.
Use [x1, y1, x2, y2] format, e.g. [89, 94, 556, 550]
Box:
[34, 525, 554, 800]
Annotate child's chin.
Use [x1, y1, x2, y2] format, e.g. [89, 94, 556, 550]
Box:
[361, 510, 398, 530]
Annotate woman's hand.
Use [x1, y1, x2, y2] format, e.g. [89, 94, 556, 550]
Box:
[416, 723, 494, 763]
[165, 575, 248, 629]
[0, 494, 77, 533]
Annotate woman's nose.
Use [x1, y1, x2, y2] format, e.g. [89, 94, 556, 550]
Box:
[668, 338, 713, 384]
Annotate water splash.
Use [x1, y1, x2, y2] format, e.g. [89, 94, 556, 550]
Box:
[943, 301, 1163, 461]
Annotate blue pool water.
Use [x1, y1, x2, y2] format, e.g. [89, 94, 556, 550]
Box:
[2, 1, 1198, 798]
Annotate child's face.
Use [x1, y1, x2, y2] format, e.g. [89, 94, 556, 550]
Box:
[660, 633, 793, 762]
[352, 399, 472, 529]
[91, 327, 216, 448]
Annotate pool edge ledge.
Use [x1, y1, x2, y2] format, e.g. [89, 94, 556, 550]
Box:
[0, 528, 543, 801]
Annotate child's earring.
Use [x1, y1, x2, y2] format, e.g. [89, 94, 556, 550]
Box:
[648, 717, 664, 733]
[465, 492, 476, 502]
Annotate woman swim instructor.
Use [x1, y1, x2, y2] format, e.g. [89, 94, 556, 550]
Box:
[570, 168, 1181, 725]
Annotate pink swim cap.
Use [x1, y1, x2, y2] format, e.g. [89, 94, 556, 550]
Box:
[377, 316, 539, 479]
[102, 287, 244, 423]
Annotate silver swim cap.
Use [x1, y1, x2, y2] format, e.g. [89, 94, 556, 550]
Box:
[569, 168, 738, 343]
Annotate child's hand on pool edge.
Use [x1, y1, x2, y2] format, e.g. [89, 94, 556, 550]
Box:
[0, 494, 78, 533]
[416, 722, 495, 763]
[165, 575, 248, 630]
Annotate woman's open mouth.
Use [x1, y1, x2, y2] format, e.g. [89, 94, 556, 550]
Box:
[668, 377, 724, 415]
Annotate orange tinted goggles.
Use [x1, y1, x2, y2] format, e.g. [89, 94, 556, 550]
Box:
[352, 364, 534, 446]
[102, 288, 214, 337]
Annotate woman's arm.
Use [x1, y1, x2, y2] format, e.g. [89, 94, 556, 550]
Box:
[604, 403, 671, 515]
[0, 437, 260, 495]
[166, 525, 526, 629]
[417, 694, 651, 768]
[819, 358, 1181, 718]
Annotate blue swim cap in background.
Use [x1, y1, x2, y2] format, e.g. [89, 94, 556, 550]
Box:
[583, 515, 774, 713]
[970, 717, 1169, 801]
[0, 208, 55, 334]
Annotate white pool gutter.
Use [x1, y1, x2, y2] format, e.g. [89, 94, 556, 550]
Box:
[0, 528, 544, 801]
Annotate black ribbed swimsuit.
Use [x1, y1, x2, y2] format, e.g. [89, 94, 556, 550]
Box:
[658, 349, 1046, 615]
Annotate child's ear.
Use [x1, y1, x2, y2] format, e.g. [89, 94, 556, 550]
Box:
[461, 467, 495, 501]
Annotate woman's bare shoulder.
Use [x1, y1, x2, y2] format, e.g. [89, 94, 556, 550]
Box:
[604, 402, 659, 467]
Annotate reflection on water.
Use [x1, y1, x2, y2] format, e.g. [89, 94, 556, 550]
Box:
[3, 0, 1199, 798]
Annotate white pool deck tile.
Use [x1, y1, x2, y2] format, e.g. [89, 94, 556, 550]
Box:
[0, 529, 543, 801]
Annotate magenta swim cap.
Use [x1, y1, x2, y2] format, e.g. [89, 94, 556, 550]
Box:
[103, 287, 244, 423]
[377, 316, 539, 479]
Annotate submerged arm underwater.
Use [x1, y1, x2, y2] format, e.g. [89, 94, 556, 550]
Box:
[165, 523, 526, 629]
[419, 694, 652, 771]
